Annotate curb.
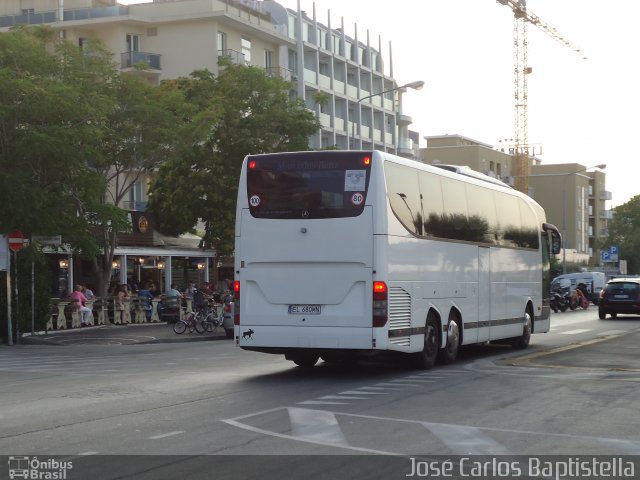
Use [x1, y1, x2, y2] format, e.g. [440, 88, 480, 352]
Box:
[17, 323, 230, 346]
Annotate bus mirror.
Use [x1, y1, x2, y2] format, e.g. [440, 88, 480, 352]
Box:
[551, 231, 562, 255]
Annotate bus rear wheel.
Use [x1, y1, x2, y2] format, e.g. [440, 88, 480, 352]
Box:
[286, 353, 319, 368]
[511, 309, 532, 350]
[437, 313, 460, 365]
[411, 315, 439, 369]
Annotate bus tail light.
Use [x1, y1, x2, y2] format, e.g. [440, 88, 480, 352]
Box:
[373, 281, 388, 327]
[233, 281, 240, 325]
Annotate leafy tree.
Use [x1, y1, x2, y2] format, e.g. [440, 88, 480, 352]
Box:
[85, 72, 188, 295]
[0, 26, 188, 298]
[148, 61, 318, 254]
[605, 195, 640, 274]
[0, 26, 108, 241]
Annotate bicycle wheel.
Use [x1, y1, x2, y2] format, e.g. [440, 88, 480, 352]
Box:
[203, 316, 214, 333]
[173, 320, 187, 334]
[183, 313, 195, 333]
[193, 313, 206, 334]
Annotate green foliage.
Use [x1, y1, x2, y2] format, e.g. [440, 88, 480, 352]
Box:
[148, 61, 319, 254]
[0, 26, 110, 241]
[605, 195, 640, 274]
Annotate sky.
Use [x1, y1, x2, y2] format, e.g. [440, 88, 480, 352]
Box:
[120, 0, 640, 208]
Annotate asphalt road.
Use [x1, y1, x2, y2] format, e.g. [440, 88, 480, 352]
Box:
[2, 309, 640, 480]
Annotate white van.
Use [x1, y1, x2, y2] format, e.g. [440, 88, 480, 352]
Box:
[551, 272, 606, 304]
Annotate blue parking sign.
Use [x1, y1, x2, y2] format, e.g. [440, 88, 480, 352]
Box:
[601, 250, 610, 262]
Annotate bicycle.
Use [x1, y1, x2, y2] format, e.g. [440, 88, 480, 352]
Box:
[199, 303, 225, 333]
[172, 310, 206, 334]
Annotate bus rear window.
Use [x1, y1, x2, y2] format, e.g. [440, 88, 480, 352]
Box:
[246, 152, 372, 219]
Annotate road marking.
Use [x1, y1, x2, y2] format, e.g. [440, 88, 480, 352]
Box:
[297, 400, 349, 405]
[344, 389, 389, 395]
[375, 382, 418, 387]
[319, 395, 368, 400]
[288, 408, 347, 445]
[559, 329, 591, 335]
[148, 431, 184, 440]
[222, 407, 399, 455]
[422, 423, 510, 455]
[224, 407, 640, 455]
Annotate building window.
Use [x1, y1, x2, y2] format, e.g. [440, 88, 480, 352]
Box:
[217, 31, 227, 52]
[288, 15, 296, 39]
[78, 38, 89, 50]
[288, 49, 297, 73]
[241, 36, 252, 64]
[126, 34, 140, 53]
[264, 50, 273, 70]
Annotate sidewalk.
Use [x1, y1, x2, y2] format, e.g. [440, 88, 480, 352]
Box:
[18, 322, 230, 346]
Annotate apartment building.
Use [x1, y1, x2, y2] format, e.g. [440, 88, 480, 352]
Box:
[530, 163, 611, 267]
[1, 0, 418, 156]
[420, 134, 611, 268]
[1, 0, 419, 290]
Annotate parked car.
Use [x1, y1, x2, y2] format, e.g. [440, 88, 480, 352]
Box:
[598, 278, 640, 319]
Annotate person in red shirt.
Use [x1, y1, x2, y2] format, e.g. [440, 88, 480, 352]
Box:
[69, 284, 92, 326]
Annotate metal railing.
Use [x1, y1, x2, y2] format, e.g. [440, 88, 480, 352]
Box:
[0, 6, 129, 28]
[120, 52, 162, 70]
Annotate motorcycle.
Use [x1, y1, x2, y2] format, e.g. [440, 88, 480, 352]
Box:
[550, 290, 569, 313]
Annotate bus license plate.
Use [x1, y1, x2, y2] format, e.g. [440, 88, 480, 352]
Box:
[288, 304, 321, 315]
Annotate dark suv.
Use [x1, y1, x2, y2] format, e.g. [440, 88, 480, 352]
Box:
[598, 278, 640, 319]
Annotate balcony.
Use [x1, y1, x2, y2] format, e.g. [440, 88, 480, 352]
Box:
[218, 49, 245, 65]
[120, 51, 161, 71]
[265, 67, 294, 82]
[0, 6, 128, 28]
[600, 190, 613, 201]
[600, 210, 613, 220]
[398, 138, 414, 156]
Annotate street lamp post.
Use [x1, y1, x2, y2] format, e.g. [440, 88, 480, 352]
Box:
[561, 163, 606, 274]
[349, 80, 424, 150]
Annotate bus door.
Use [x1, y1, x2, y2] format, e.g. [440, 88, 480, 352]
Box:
[476, 246, 492, 343]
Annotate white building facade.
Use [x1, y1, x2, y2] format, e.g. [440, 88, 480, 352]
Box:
[1, 0, 419, 157]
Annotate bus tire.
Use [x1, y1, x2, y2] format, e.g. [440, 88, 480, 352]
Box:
[437, 312, 460, 365]
[411, 315, 439, 370]
[511, 309, 532, 350]
[287, 353, 319, 368]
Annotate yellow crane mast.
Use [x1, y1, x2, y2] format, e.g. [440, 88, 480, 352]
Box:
[496, 0, 586, 194]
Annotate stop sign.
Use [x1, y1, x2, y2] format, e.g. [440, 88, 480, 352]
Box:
[8, 230, 24, 252]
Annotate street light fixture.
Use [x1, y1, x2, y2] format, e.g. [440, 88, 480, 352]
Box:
[350, 80, 424, 149]
[561, 163, 606, 274]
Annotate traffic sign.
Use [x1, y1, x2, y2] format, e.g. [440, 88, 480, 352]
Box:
[8, 230, 25, 252]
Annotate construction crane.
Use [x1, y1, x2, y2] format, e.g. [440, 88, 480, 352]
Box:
[496, 0, 586, 194]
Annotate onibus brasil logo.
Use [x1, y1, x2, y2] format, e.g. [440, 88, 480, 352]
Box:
[8, 456, 73, 479]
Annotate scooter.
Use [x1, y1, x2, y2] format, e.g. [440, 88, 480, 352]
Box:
[569, 289, 589, 310]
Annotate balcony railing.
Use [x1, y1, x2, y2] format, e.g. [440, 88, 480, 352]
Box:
[120, 51, 162, 70]
[218, 49, 246, 65]
[265, 66, 294, 82]
[0, 6, 129, 28]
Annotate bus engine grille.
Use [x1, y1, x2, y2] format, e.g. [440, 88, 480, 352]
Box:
[388, 287, 411, 346]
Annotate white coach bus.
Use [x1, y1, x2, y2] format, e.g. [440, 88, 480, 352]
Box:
[233, 150, 561, 368]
